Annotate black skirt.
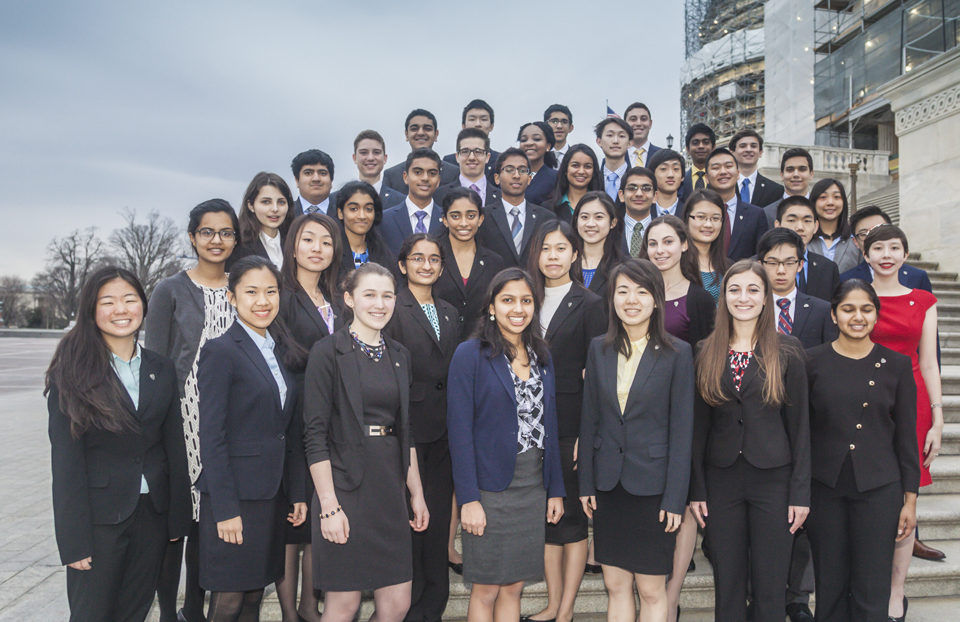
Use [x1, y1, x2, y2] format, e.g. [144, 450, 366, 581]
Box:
[545, 437, 588, 544]
[284, 468, 314, 545]
[593, 482, 675, 575]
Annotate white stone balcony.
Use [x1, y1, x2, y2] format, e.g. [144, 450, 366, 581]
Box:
[759, 142, 892, 196]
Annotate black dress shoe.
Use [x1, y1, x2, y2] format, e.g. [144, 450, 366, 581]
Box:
[520, 617, 555, 622]
[177, 610, 192, 622]
[786, 602, 814, 622]
[584, 563, 602, 574]
[448, 560, 463, 575]
[687, 557, 696, 572]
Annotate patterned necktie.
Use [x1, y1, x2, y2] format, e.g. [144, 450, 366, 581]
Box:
[605, 172, 619, 200]
[415, 210, 428, 234]
[740, 178, 751, 204]
[470, 183, 483, 207]
[634, 148, 646, 167]
[630, 222, 645, 258]
[777, 298, 793, 335]
[306, 205, 319, 214]
[695, 171, 705, 190]
[510, 207, 522, 252]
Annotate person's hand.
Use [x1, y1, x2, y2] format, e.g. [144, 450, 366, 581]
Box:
[923, 424, 943, 468]
[410, 493, 430, 532]
[897, 499, 918, 542]
[320, 507, 350, 544]
[289, 503, 308, 527]
[580, 496, 596, 519]
[67, 557, 92, 570]
[217, 516, 243, 545]
[788, 506, 809, 534]
[573, 438, 578, 471]
[546, 497, 564, 524]
[461, 501, 486, 536]
[690, 501, 708, 528]
[660, 510, 682, 532]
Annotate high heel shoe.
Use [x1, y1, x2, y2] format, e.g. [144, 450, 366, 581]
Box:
[448, 560, 463, 575]
[584, 563, 602, 574]
[888, 595, 908, 622]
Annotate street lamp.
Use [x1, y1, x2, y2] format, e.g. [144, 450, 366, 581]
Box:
[666, 133, 674, 149]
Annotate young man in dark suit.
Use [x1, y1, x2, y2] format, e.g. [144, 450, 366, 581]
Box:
[841, 205, 933, 292]
[764, 147, 815, 229]
[647, 148, 686, 217]
[383, 109, 460, 194]
[680, 123, 716, 205]
[338, 129, 406, 214]
[380, 149, 445, 256]
[775, 196, 841, 302]
[596, 117, 633, 201]
[729, 129, 784, 208]
[434, 128, 501, 208]
[623, 102, 661, 168]
[442, 99, 499, 180]
[291, 149, 335, 216]
[544, 104, 575, 169]
[477, 148, 556, 268]
[618, 167, 658, 258]
[706, 147, 769, 261]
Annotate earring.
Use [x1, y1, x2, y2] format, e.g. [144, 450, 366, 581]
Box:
[489, 313, 495, 321]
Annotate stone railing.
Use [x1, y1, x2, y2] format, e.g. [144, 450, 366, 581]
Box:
[758, 142, 892, 196]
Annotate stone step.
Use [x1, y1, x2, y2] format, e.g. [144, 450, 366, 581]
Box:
[942, 348, 960, 365]
[931, 292, 960, 304]
[942, 423, 960, 456]
[909, 260, 942, 272]
[935, 303, 960, 318]
[940, 333, 960, 348]
[944, 396, 960, 424]
[928, 271, 960, 282]
[927, 456, 960, 495]
[939, 367, 960, 394]
[931, 280, 960, 291]
[938, 317, 960, 330]
[918, 493, 960, 540]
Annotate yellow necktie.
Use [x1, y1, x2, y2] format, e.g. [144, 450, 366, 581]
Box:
[634, 148, 646, 167]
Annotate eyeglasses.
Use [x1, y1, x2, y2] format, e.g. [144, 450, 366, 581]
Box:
[500, 165, 531, 176]
[196, 228, 236, 240]
[625, 184, 654, 194]
[761, 259, 800, 268]
[458, 148, 487, 158]
[406, 255, 442, 266]
[547, 118, 570, 126]
[689, 214, 723, 224]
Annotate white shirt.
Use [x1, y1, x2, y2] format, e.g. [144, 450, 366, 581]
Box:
[738, 170, 759, 202]
[299, 196, 329, 215]
[540, 281, 573, 337]
[405, 197, 436, 232]
[460, 174, 488, 205]
[504, 199, 527, 244]
[627, 141, 652, 167]
[260, 230, 284, 268]
[656, 199, 679, 217]
[773, 287, 798, 324]
[551, 143, 570, 169]
[372, 179, 383, 194]
[782, 191, 810, 200]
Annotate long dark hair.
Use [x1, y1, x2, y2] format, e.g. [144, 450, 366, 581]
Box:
[527, 220, 583, 298]
[571, 191, 625, 280]
[228, 256, 309, 372]
[45, 267, 147, 438]
[335, 181, 387, 255]
[551, 144, 602, 217]
[517, 121, 558, 169]
[683, 188, 731, 277]
[281, 213, 342, 302]
[642, 215, 704, 288]
[695, 260, 800, 406]
[471, 267, 550, 364]
[810, 178, 851, 240]
[603, 259, 675, 357]
[239, 172, 295, 246]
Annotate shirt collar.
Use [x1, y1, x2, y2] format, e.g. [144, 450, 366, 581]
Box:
[554, 143, 570, 155]
[738, 170, 758, 188]
[110, 342, 141, 366]
[725, 194, 738, 212]
[657, 199, 679, 215]
[238, 319, 274, 350]
[774, 286, 798, 310]
[460, 173, 487, 194]
[300, 196, 329, 212]
[604, 160, 628, 178]
[405, 197, 435, 219]
[372, 179, 382, 194]
[504, 199, 527, 216]
[260, 229, 283, 250]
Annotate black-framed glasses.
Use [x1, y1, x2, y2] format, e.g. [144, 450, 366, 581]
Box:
[196, 228, 236, 240]
[761, 259, 800, 268]
[458, 148, 487, 158]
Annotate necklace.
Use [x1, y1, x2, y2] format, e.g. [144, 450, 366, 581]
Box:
[350, 329, 386, 362]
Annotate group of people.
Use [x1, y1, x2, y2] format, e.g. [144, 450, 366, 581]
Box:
[46, 98, 944, 622]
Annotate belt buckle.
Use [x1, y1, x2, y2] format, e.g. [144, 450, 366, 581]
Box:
[368, 425, 388, 436]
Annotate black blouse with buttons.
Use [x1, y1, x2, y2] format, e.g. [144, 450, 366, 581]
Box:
[805, 342, 921, 494]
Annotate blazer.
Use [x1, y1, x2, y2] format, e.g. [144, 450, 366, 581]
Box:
[433, 237, 506, 341]
[586, 260, 614, 305]
[196, 322, 306, 522]
[691, 334, 811, 506]
[146, 271, 213, 390]
[434, 180, 501, 209]
[727, 199, 770, 262]
[323, 186, 408, 217]
[338, 230, 399, 279]
[443, 149, 500, 181]
[477, 199, 557, 268]
[279, 288, 340, 350]
[303, 328, 413, 491]
[49, 349, 192, 565]
[762, 197, 783, 230]
[677, 284, 717, 349]
[578, 336, 695, 515]
[806, 343, 920, 494]
[525, 166, 558, 206]
[382, 159, 460, 195]
[783, 291, 839, 349]
[738, 173, 784, 208]
[840, 260, 933, 293]
[803, 251, 841, 302]
[226, 237, 275, 272]
[447, 339, 565, 505]
[807, 235, 861, 274]
[292, 196, 332, 218]
[379, 201, 446, 257]
[544, 284, 608, 437]
[384, 287, 460, 443]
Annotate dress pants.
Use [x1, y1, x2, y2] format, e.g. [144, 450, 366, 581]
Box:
[786, 530, 814, 606]
[66, 494, 168, 622]
[807, 456, 902, 622]
[706, 457, 793, 622]
[406, 436, 454, 622]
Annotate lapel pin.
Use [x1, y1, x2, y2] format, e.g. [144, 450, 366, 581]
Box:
[739, 215, 743, 220]
[149, 373, 155, 380]
[654, 345, 660, 350]
[909, 300, 915, 306]
[881, 358, 886, 363]
[803, 303, 809, 308]
[444, 316, 449, 321]
[568, 302, 573, 307]
[813, 261, 818, 266]
[480, 260, 484, 265]
[395, 362, 400, 367]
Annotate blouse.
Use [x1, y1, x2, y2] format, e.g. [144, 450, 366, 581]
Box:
[506, 353, 545, 453]
[617, 336, 649, 413]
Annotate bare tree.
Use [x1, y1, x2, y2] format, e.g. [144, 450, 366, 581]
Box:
[108, 209, 184, 298]
[33, 228, 105, 325]
[0, 276, 27, 327]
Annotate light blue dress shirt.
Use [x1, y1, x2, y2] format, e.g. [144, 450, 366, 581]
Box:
[238, 321, 287, 408]
[110, 344, 149, 493]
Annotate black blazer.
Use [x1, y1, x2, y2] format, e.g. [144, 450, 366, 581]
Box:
[338, 230, 399, 279]
[382, 159, 460, 195]
[434, 180, 501, 209]
[784, 291, 839, 349]
[803, 251, 841, 302]
[379, 201, 447, 257]
[544, 284, 608, 437]
[806, 343, 920, 494]
[691, 334, 810, 506]
[675, 284, 716, 349]
[303, 328, 413, 491]
[384, 287, 460, 443]
[433, 237, 506, 341]
[738, 173, 784, 208]
[726, 198, 770, 262]
[477, 199, 557, 268]
[579, 336, 695, 515]
[196, 322, 306, 522]
[226, 237, 275, 272]
[49, 349, 192, 565]
[323, 186, 407, 217]
[279, 288, 341, 349]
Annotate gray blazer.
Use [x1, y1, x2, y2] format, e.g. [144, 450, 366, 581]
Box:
[578, 336, 695, 515]
[807, 235, 861, 274]
[146, 271, 210, 391]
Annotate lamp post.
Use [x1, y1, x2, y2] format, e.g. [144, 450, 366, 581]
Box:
[666, 133, 674, 149]
[848, 161, 859, 214]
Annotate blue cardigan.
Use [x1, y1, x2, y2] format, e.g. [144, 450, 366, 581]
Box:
[447, 339, 565, 506]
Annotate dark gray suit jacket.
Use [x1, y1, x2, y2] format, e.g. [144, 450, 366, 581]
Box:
[784, 291, 839, 349]
[477, 199, 557, 268]
[379, 200, 446, 257]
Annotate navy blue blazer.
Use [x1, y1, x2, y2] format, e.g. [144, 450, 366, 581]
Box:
[737, 173, 784, 208]
[727, 198, 770, 262]
[840, 261, 933, 293]
[196, 322, 306, 522]
[380, 201, 446, 257]
[786, 291, 839, 350]
[447, 339, 565, 506]
[525, 166, 558, 206]
[326, 185, 406, 217]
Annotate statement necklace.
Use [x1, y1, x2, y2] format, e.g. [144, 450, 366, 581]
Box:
[351, 329, 386, 362]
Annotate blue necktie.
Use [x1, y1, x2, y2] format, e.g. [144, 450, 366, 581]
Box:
[415, 210, 428, 234]
[510, 207, 522, 252]
[740, 178, 751, 204]
[605, 172, 619, 200]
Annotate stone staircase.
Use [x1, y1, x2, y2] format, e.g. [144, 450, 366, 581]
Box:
[151, 252, 960, 621]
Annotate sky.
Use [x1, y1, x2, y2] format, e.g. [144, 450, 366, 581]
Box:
[1, 1, 684, 281]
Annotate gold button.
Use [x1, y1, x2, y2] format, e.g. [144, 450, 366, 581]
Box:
[869, 381, 875, 386]
[876, 362, 881, 368]
[856, 424, 862, 429]
[863, 403, 868, 407]
[850, 444, 856, 450]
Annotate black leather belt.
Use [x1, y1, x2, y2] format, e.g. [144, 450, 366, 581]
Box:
[365, 425, 396, 437]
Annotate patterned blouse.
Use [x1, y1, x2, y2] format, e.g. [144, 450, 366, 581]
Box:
[728, 350, 753, 393]
[506, 352, 545, 454]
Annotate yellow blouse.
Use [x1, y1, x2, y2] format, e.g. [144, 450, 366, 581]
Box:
[617, 335, 649, 414]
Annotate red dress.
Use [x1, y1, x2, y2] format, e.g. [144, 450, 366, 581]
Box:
[871, 289, 937, 486]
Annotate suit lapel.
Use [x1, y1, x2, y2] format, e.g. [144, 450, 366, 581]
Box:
[233, 323, 283, 413]
[491, 354, 517, 404]
[791, 293, 813, 337]
[296, 289, 330, 337]
[393, 206, 414, 240]
[737, 349, 762, 395]
[588, 267, 608, 296]
[545, 287, 583, 342]
[428, 203, 444, 234]
[402, 288, 441, 349]
[334, 332, 365, 429]
[624, 344, 660, 415]
[438, 302, 457, 357]
[388, 339, 410, 433]
[520, 206, 539, 255]
[136, 351, 158, 420]
[729, 201, 746, 253]
[486, 185, 501, 207]
[491, 202, 520, 261]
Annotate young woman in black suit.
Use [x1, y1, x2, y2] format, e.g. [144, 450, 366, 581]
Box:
[682, 189, 730, 303]
[524, 220, 606, 622]
[571, 191, 625, 308]
[303, 262, 429, 622]
[690, 260, 810, 622]
[385, 234, 460, 622]
[47, 266, 191, 622]
[227, 172, 295, 271]
[335, 181, 396, 276]
[805, 280, 920, 622]
[275, 212, 343, 622]
[579, 259, 695, 622]
[196, 256, 310, 621]
[545, 144, 603, 222]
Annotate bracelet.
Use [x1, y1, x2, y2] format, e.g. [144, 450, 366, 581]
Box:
[931, 403, 943, 410]
[319, 506, 342, 519]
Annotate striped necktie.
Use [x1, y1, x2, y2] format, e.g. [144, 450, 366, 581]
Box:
[634, 148, 646, 167]
[777, 298, 793, 335]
